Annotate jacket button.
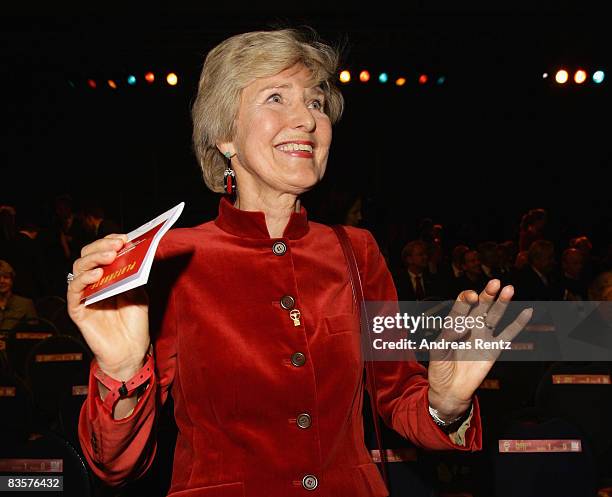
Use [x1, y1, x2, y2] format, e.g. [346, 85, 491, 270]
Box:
[296, 413, 312, 429]
[280, 295, 295, 310]
[302, 474, 318, 490]
[272, 241, 287, 256]
[291, 352, 306, 367]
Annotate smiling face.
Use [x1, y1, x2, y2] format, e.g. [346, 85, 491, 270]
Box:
[219, 64, 332, 197]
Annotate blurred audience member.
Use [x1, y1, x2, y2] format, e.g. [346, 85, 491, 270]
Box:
[571, 271, 612, 349]
[427, 224, 444, 275]
[450, 245, 469, 279]
[343, 196, 363, 227]
[514, 240, 562, 301]
[560, 248, 587, 300]
[434, 243, 467, 297]
[570, 235, 593, 259]
[394, 240, 447, 300]
[497, 240, 516, 276]
[591, 273, 612, 333]
[38, 194, 77, 297]
[570, 235, 595, 281]
[478, 241, 504, 281]
[454, 249, 487, 293]
[588, 271, 612, 301]
[432, 223, 443, 242]
[515, 250, 529, 271]
[418, 217, 435, 245]
[427, 240, 444, 276]
[1, 214, 49, 299]
[318, 190, 363, 227]
[0, 260, 38, 330]
[0, 205, 17, 255]
[75, 204, 122, 247]
[519, 208, 547, 251]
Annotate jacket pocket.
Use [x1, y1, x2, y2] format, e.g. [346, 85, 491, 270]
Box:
[168, 481, 244, 497]
[324, 313, 360, 335]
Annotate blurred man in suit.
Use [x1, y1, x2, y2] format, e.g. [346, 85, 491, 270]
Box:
[394, 240, 448, 300]
[454, 249, 488, 294]
[514, 240, 563, 301]
[560, 248, 588, 300]
[478, 241, 506, 282]
[0, 260, 38, 330]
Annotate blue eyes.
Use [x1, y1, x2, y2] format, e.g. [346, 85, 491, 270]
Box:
[266, 93, 323, 110]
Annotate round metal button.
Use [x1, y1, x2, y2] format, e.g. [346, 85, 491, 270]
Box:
[291, 352, 306, 367]
[272, 241, 287, 256]
[296, 413, 312, 429]
[280, 295, 295, 310]
[302, 474, 318, 491]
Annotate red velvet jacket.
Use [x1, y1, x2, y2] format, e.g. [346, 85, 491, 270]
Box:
[78, 197, 482, 497]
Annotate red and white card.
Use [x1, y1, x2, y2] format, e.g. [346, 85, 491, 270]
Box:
[82, 202, 184, 306]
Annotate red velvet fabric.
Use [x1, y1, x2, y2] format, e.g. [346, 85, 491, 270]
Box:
[78, 197, 482, 496]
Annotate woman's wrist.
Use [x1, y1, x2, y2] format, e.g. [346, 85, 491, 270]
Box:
[427, 389, 472, 422]
[429, 401, 473, 434]
[97, 345, 151, 382]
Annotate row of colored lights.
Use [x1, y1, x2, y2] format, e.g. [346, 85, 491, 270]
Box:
[338, 69, 606, 86]
[83, 72, 179, 89]
[77, 68, 606, 90]
[338, 70, 445, 86]
[545, 69, 605, 84]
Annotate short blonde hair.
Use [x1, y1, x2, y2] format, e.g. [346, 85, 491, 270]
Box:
[191, 28, 344, 193]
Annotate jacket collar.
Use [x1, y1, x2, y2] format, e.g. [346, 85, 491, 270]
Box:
[214, 196, 310, 240]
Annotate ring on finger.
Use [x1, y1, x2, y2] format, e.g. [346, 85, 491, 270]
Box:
[484, 321, 495, 330]
[67, 272, 76, 284]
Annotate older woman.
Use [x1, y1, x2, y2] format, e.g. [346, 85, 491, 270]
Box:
[69, 29, 530, 497]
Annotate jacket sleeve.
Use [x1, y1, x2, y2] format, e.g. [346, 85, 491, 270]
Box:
[77, 245, 178, 487]
[357, 228, 482, 451]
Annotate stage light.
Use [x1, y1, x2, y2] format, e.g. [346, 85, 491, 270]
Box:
[127, 75, 137, 85]
[145, 72, 155, 83]
[436, 76, 446, 85]
[339, 70, 351, 83]
[378, 72, 388, 83]
[166, 72, 178, 86]
[108, 80, 117, 89]
[87, 79, 97, 89]
[418, 74, 428, 84]
[395, 77, 406, 87]
[593, 70, 605, 83]
[555, 69, 569, 84]
[359, 70, 370, 83]
[574, 70, 587, 84]
[542, 72, 549, 79]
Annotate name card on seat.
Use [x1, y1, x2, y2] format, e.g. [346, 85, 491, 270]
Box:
[552, 374, 611, 384]
[499, 439, 582, 453]
[35, 353, 83, 362]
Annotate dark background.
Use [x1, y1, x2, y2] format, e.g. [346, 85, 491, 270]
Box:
[2, 1, 610, 250]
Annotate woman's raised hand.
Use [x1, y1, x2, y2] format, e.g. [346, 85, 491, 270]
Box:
[67, 234, 150, 381]
[427, 279, 532, 420]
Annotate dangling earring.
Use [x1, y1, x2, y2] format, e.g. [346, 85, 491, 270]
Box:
[223, 151, 236, 195]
